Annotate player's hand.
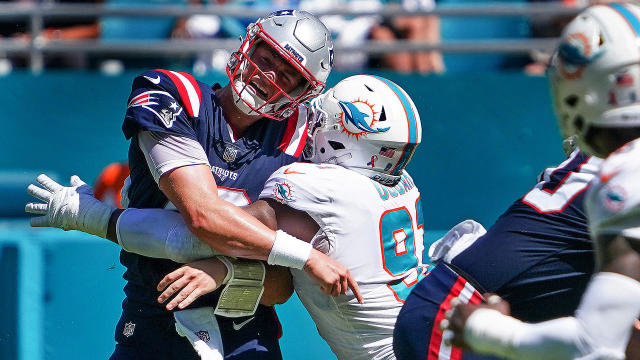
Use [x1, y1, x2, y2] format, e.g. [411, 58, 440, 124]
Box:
[157, 258, 228, 311]
[303, 249, 363, 304]
[25, 174, 115, 238]
[441, 293, 511, 348]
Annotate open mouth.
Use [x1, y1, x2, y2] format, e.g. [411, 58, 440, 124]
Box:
[249, 80, 269, 99]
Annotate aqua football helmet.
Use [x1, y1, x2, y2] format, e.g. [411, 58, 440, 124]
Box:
[304, 75, 422, 185]
[549, 3, 640, 155]
[227, 10, 333, 120]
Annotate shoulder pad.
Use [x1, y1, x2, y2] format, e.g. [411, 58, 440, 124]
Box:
[132, 69, 202, 118]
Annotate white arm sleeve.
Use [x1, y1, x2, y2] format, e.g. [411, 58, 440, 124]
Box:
[116, 208, 219, 263]
[138, 131, 210, 183]
[464, 272, 640, 360]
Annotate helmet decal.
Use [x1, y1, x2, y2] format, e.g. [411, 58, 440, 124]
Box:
[338, 100, 389, 139]
[558, 33, 603, 66]
[305, 75, 421, 184]
[557, 33, 604, 79]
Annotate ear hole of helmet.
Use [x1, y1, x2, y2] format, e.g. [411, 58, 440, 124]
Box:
[328, 141, 345, 150]
[565, 95, 579, 108]
[379, 107, 387, 122]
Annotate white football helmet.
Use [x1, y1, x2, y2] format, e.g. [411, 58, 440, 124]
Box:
[548, 3, 640, 155]
[304, 75, 422, 185]
[227, 10, 333, 120]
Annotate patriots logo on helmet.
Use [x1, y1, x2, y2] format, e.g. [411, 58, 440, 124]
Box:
[273, 182, 294, 203]
[337, 100, 390, 139]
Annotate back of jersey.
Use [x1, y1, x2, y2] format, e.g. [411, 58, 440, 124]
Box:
[260, 163, 426, 360]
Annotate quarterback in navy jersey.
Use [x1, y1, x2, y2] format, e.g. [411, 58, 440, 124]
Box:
[107, 10, 356, 360]
[393, 149, 601, 360]
[23, 10, 365, 360]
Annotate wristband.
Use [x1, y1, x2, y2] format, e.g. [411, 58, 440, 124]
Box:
[267, 230, 313, 269]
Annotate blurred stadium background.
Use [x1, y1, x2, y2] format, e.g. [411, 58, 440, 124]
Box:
[0, 0, 587, 359]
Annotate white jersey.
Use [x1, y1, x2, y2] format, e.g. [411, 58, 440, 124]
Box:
[586, 137, 640, 240]
[260, 162, 427, 360]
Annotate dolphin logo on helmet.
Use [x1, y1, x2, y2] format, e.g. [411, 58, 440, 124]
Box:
[304, 75, 421, 186]
[338, 101, 390, 137]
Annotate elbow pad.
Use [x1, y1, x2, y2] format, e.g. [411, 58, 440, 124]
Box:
[116, 208, 218, 263]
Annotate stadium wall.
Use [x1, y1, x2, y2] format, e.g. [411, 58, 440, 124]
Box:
[0, 70, 565, 359]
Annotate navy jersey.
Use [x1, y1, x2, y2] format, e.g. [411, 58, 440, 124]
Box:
[451, 150, 600, 321]
[394, 151, 601, 360]
[113, 69, 307, 359]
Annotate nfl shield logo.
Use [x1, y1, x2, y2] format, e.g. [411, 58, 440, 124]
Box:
[123, 322, 135, 337]
[223, 145, 239, 163]
[196, 330, 210, 342]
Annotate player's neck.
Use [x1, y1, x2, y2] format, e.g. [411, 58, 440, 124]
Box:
[216, 85, 262, 137]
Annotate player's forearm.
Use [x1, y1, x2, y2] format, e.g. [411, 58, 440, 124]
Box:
[464, 310, 582, 359]
[464, 272, 640, 360]
[184, 198, 275, 260]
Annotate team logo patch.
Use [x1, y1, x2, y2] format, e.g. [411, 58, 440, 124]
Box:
[195, 330, 210, 342]
[603, 185, 626, 212]
[123, 322, 135, 337]
[128, 91, 183, 128]
[223, 144, 239, 163]
[338, 99, 390, 139]
[557, 32, 603, 79]
[273, 182, 294, 203]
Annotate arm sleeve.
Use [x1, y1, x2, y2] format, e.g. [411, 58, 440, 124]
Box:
[137, 131, 209, 183]
[116, 208, 219, 263]
[464, 272, 640, 360]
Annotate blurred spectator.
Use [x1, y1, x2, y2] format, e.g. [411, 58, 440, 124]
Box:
[370, 0, 444, 74]
[93, 161, 129, 208]
[300, 0, 383, 71]
[180, 0, 304, 74]
[1, 0, 100, 69]
[99, 0, 190, 72]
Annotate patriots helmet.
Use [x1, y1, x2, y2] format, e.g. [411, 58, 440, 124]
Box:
[548, 3, 640, 156]
[304, 75, 422, 185]
[227, 10, 333, 120]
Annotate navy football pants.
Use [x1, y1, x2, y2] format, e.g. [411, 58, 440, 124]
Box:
[110, 305, 282, 360]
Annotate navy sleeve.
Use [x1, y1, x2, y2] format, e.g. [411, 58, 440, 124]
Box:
[122, 69, 203, 141]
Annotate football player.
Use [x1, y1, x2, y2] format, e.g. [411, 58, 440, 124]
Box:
[27, 75, 426, 360]
[26, 10, 361, 360]
[392, 132, 601, 360]
[441, 3, 640, 359]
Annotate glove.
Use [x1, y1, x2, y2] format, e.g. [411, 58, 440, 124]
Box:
[25, 174, 115, 238]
